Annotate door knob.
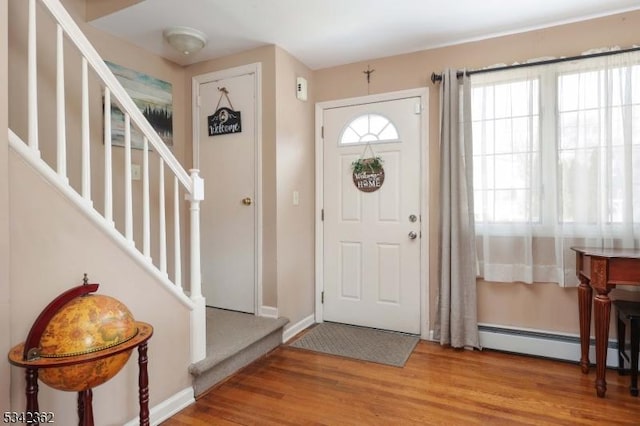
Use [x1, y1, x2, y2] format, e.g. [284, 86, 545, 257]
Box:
[242, 197, 253, 206]
[408, 231, 418, 240]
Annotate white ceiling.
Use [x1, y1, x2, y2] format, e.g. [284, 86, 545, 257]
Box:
[90, 0, 640, 70]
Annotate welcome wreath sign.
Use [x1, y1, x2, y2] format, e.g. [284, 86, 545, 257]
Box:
[352, 156, 385, 193]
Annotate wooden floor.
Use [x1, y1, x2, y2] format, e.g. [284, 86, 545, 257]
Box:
[163, 341, 639, 425]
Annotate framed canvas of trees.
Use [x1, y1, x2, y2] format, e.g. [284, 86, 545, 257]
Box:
[105, 61, 173, 149]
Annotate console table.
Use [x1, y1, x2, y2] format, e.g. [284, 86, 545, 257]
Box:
[572, 247, 640, 397]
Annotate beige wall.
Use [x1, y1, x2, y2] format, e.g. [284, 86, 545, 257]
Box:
[83, 7, 192, 288]
[274, 46, 315, 327]
[186, 46, 279, 308]
[9, 0, 191, 286]
[85, 0, 142, 21]
[5, 7, 640, 419]
[314, 9, 640, 335]
[6, 0, 192, 420]
[1, 0, 10, 413]
[184, 46, 317, 327]
[9, 152, 192, 424]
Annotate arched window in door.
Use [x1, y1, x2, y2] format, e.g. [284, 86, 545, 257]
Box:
[339, 113, 399, 145]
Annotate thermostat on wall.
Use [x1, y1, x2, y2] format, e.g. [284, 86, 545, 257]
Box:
[296, 77, 308, 101]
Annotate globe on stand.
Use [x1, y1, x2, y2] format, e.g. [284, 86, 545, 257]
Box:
[8, 278, 153, 426]
[35, 291, 138, 391]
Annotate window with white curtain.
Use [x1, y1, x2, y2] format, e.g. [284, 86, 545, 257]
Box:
[470, 50, 640, 286]
[471, 75, 541, 225]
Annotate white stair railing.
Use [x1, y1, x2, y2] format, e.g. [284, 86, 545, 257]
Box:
[12, 0, 206, 363]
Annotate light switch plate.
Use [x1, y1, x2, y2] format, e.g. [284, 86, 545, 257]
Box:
[131, 164, 141, 180]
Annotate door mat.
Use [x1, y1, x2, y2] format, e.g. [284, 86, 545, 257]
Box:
[289, 322, 419, 367]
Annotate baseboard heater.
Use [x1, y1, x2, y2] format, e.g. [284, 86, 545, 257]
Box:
[477, 324, 620, 368]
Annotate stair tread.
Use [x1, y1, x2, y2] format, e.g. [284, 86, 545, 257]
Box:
[189, 308, 289, 376]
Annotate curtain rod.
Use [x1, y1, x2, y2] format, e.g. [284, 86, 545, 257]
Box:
[430, 46, 640, 84]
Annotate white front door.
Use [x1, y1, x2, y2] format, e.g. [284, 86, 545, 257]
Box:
[195, 68, 258, 313]
[322, 96, 423, 334]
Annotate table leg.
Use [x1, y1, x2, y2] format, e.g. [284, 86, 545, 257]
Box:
[77, 389, 94, 426]
[630, 318, 639, 396]
[578, 277, 592, 374]
[77, 392, 84, 426]
[25, 368, 39, 425]
[594, 291, 612, 398]
[138, 342, 150, 426]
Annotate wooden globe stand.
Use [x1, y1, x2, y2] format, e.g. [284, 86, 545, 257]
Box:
[8, 284, 153, 426]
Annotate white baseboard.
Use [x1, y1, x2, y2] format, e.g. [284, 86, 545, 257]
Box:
[283, 314, 315, 343]
[259, 305, 279, 319]
[124, 386, 194, 426]
[478, 324, 619, 368]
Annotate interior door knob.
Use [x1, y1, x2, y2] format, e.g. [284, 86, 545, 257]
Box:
[242, 197, 253, 206]
[408, 231, 418, 240]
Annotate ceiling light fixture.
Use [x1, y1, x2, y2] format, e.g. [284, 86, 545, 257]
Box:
[163, 26, 207, 55]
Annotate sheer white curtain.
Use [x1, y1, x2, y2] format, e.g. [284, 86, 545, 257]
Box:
[472, 50, 640, 286]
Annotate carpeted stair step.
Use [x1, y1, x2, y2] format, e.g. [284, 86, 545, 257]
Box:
[189, 308, 289, 397]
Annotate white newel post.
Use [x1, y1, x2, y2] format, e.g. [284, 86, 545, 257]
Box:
[189, 169, 206, 362]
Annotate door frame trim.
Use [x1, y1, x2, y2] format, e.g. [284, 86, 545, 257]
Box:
[315, 88, 430, 338]
[192, 63, 263, 315]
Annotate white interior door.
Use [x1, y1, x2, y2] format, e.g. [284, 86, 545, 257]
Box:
[323, 96, 422, 334]
[196, 72, 256, 313]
